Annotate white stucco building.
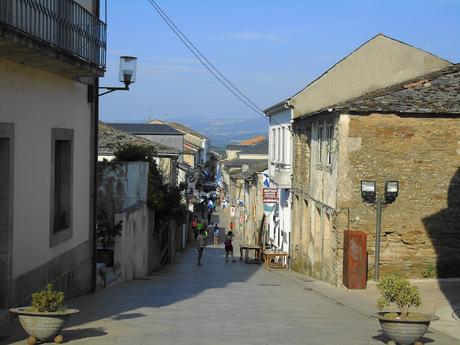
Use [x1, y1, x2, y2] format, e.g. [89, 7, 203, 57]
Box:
[0, 0, 106, 309]
[265, 102, 294, 255]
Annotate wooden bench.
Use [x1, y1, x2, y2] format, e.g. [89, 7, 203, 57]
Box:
[239, 244, 261, 264]
[264, 251, 288, 270]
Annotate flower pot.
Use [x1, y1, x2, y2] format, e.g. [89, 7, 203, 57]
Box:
[372, 312, 439, 345]
[97, 249, 114, 267]
[9, 307, 79, 342]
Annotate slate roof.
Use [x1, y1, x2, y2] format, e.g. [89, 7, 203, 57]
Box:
[238, 139, 269, 155]
[223, 159, 268, 172]
[107, 123, 183, 135]
[168, 122, 207, 139]
[333, 64, 460, 115]
[98, 122, 180, 156]
[226, 144, 245, 150]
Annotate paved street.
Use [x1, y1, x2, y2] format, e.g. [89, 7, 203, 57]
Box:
[2, 233, 458, 345]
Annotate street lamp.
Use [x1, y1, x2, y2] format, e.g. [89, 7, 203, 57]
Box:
[99, 56, 138, 96]
[360, 180, 399, 281]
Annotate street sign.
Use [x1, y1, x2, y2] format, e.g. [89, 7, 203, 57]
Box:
[263, 188, 278, 203]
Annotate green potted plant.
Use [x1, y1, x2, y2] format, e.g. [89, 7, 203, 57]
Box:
[372, 273, 439, 345]
[9, 284, 79, 344]
[96, 211, 123, 267]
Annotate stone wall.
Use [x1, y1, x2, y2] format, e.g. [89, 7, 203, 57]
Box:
[339, 113, 460, 278]
[291, 114, 344, 285]
[97, 162, 148, 221]
[291, 118, 311, 275]
[114, 203, 150, 283]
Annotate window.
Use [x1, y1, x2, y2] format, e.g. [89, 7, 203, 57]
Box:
[277, 127, 281, 163]
[317, 123, 324, 163]
[281, 127, 285, 163]
[50, 128, 73, 247]
[326, 121, 334, 166]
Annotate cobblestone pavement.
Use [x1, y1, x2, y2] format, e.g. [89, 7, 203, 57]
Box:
[1, 211, 457, 344]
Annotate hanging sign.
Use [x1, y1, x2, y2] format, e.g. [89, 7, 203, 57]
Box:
[263, 188, 279, 203]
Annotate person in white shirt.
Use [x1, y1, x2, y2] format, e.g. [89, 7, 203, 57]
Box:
[213, 224, 220, 245]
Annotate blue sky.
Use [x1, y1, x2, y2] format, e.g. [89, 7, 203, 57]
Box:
[100, 0, 460, 125]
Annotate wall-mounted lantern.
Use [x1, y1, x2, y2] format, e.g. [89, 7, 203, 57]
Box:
[384, 181, 399, 204]
[99, 56, 138, 96]
[119, 56, 137, 85]
[361, 181, 376, 203]
[360, 180, 400, 282]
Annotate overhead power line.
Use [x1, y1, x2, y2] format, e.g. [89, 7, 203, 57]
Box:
[146, 0, 269, 120]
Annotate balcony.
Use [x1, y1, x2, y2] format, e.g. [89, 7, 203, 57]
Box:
[0, 0, 106, 78]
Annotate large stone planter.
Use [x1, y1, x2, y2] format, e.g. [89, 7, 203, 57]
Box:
[10, 307, 79, 343]
[372, 312, 439, 345]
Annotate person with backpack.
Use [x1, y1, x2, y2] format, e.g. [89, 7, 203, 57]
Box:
[224, 231, 235, 263]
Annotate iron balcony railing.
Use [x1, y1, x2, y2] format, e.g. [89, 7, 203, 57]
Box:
[0, 0, 106, 69]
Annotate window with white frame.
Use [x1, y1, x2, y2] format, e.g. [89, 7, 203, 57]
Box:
[270, 124, 292, 165]
[281, 127, 285, 163]
[277, 127, 281, 162]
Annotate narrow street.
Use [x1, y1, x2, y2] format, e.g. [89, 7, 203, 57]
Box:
[1, 207, 457, 345]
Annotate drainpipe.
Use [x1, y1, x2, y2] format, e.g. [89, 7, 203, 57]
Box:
[91, 0, 101, 292]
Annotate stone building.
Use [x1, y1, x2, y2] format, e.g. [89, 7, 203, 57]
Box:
[221, 140, 268, 244]
[283, 34, 459, 285]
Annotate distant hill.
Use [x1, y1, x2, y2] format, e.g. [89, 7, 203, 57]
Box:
[181, 117, 268, 149]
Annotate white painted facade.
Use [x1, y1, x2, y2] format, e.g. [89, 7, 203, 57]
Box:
[0, 58, 92, 278]
[266, 106, 293, 255]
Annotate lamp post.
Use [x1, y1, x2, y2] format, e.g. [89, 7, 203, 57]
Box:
[360, 180, 399, 281]
[99, 56, 138, 96]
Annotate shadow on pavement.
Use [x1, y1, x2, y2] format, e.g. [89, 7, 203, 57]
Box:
[62, 327, 107, 342]
[372, 329, 435, 344]
[0, 238, 260, 344]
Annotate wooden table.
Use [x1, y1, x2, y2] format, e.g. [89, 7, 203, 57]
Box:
[239, 244, 261, 264]
[264, 251, 288, 270]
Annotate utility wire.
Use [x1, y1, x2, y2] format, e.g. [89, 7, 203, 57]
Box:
[146, 0, 268, 120]
[148, 0, 264, 114]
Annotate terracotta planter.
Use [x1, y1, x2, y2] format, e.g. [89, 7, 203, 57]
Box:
[10, 307, 79, 343]
[372, 312, 439, 345]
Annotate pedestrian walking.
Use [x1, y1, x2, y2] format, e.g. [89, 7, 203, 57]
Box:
[224, 231, 235, 263]
[207, 198, 214, 212]
[191, 215, 198, 240]
[213, 224, 220, 245]
[229, 222, 234, 232]
[196, 230, 205, 265]
[207, 222, 214, 244]
[207, 210, 212, 225]
[196, 219, 204, 241]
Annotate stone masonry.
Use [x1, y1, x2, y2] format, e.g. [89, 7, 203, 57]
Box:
[338, 113, 460, 278]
